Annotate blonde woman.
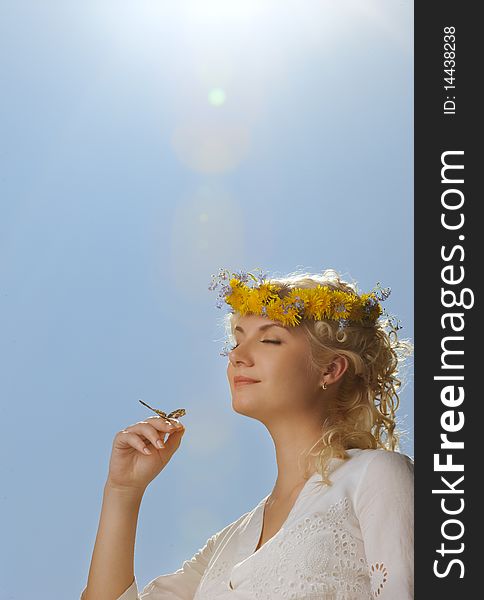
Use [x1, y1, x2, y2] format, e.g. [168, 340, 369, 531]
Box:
[81, 267, 414, 600]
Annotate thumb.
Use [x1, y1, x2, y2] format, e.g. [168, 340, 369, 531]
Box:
[163, 425, 185, 452]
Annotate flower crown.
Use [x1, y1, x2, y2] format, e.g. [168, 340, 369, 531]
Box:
[209, 267, 400, 356]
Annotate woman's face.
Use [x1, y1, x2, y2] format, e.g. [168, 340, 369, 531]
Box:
[226, 314, 324, 424]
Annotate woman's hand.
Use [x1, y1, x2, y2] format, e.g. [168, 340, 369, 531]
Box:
[105, 416, 186, 493]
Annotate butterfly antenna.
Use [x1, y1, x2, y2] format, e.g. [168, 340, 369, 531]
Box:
[139, 399, 157, 412]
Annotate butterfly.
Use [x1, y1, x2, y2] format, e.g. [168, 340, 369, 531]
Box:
[138, 399, 186, 421]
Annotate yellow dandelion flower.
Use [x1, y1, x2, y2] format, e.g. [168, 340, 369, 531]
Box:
[348, 301, 366, 323]
[258, 282, 279, 304]
[265, 300, 285, 322]
[239, 288, 252, 315]
[280, 306, 302, 326]
[285, 288, 299, 302]
[310, 286, 332, 320]
[330, 291, 351, 320]
[297, 288, 313, 305]
[367, 302, 383, 321]
[226, 286, 248, 313]
[246, 289, 264, 314]
[358, 293, 382, 321]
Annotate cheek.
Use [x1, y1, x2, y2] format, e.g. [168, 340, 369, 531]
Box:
[267, 352, 311, 388]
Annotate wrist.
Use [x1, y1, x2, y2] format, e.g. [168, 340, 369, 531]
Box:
[104, 480, 145, 501]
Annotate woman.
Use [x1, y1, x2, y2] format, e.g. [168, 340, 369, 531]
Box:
[81, 267, 414, 600]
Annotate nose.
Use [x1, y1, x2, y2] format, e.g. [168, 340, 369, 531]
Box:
[228, 342, 253, 367]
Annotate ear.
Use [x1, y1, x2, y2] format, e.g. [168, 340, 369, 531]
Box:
[321, 354, 349, 386]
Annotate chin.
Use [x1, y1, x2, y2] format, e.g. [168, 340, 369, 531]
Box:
[231, 394, 263, 419]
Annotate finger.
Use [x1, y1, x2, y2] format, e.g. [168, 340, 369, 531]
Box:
[166, 417, 184, 429]
[144, 417, 185, 441]
[143, 416, 184, 433]
[125, 420, 178, 442]
[162, 424, 185, 451]
[129, 422, 171, 448]
[118, 430, 160, 454]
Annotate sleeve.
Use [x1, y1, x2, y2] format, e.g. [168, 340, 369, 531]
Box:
[80, 510, 251, 600]
[354, 450, 414, 599]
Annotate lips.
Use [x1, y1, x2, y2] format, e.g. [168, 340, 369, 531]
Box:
[234, 376, 260, 386]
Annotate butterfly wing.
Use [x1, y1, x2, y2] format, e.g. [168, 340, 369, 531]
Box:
[167, 409, 186, 419]
[153, 408, 168, 419]
[139, 400, 185, 421]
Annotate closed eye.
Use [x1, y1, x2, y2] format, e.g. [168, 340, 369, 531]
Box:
[230, 340, 281, 350]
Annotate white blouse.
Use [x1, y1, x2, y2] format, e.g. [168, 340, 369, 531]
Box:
[81, 448, 414, 600]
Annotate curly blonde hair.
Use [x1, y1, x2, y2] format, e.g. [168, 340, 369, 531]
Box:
[223, 268, 413, 485]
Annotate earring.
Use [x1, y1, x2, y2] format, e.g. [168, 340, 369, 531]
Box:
[321, 381, 328, 390]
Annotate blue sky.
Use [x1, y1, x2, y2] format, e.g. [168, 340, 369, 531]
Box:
[0, 2, 413, 598]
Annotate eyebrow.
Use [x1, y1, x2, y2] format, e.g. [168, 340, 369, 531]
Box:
[234, 323, 289, 334]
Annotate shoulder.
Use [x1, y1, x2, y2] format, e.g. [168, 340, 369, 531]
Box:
[352, 449, 414, 501]
[211, 509, 252, 540]
[356, 448, 414, 471]
[206, 502, 259, 550]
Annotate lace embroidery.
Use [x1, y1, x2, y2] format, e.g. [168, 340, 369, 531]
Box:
[195, 557, 231, 597]
[369, 562, 388, 597]
[248, 496, 371, 600]
[194, 497, 390, 600]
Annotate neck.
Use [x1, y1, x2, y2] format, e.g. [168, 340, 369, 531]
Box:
[266, 419, 322, 500]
